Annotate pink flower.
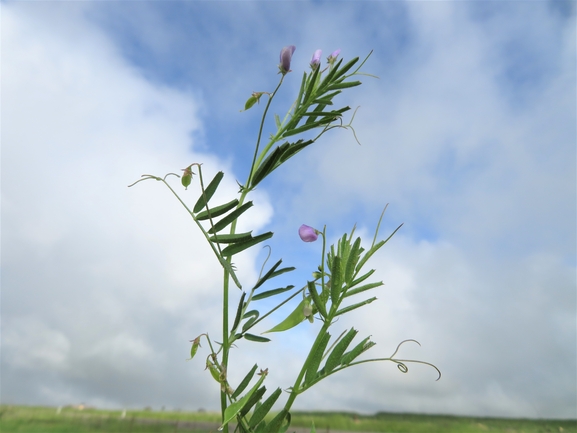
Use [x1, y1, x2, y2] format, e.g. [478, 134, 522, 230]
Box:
[299, 224, 319, 242]
[327, 49, 341, 65]
[310, 49, 322, 69]
[279, 45, 296, 74]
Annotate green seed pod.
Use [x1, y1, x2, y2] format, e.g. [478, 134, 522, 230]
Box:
[206, 358, 221, 383]
[188, 336, 201, 360]
[243, 92, 264, 111]
[303, 299, 314, 323]
[181, 165, 194, 189]
[244, 95, 258, 111]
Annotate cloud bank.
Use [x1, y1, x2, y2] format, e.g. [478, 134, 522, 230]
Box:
[2, 0, 575, 419]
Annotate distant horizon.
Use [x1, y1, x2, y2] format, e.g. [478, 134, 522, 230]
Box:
[2, 402, 576, 422]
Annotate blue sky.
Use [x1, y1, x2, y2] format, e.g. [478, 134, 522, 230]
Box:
[2, 0, 576, 420]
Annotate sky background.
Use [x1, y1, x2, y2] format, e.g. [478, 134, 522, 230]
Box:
[2, 0, 576, 420]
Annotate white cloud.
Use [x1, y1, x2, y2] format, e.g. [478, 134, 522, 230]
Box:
[3, 317, 71, 371]
[1, 2, 270, 410]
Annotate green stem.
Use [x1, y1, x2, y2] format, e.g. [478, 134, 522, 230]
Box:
[246, 77, 284, 188]
[220, 266, 230, 433]
[220, 71, 288, 430]
[220, 80, 282, 427]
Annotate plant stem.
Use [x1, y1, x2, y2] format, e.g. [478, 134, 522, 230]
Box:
[221, 72, 287, 430]
[246, 77, 284, 188]
[220, 265, 230, 433]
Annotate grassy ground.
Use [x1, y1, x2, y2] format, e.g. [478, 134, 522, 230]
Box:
[1, 405, 575, 433]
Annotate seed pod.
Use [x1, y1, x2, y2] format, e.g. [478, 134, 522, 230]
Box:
[188, 336, 201, 360]
[181, 165, 194, 189]
[206, 358, 221, 383]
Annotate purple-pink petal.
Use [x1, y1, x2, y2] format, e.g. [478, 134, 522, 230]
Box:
[279, 45, 296, 74]
[299, 224, 318, 242]
[310, 49, 322, 67]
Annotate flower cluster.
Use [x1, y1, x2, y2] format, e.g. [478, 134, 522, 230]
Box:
[279, 46, 341, 75]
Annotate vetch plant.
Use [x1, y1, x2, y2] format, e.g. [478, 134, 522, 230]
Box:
[130, 45, 440, 433]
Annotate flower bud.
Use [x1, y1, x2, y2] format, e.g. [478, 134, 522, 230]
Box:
[310, 49, 322, 70]
[279, 45, 296, 75]
[327, 49, 341, 65]
[299, 224, 319, 242]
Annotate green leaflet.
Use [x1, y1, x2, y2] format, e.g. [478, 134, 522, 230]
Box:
[278, 139, 314, 164]
[232, 292, 247, 331]
[193, 171, 224, 213]
[330, 256, 343, 305]
[251, 140, 314, 188]
[220, 371, 267, 429]
[231, 364, 258, 400]
[340, 336, 375, 366]
[248, 387, 282, 428]
[282, 120, 328, 138]
[344, 237, 363, 284]
[324, 328, 358, 374]
[251, 285, 294, 301]
[348, 269, 375, 289]
[253, 259, 282, 291]
[252, 259, 296, 291]
[312, 90, 341, 105]
[354, 223, 403, 278]
[220, 232, 273, 257]
[238, 386, 266, 418]
[208, 201, 253, 234]
[304, 332, 331, 386]
[326, 81, 362, 91]
[251, 143, 288, 188]
[302, 65, 321, 105]
[335, 297, 377, 316]
[209, 231, 253, 244]
[296, 71, 307, 106]
[243, 333, 271, 343]
[302, 106, 349, 118]
[301, 110, 340, 117]
[268, 266, 296, 280]
[254, 421, 266, 433]
[304, 103, 327, 126]
[329, 57, 360, 82]
[264, 299, 307, 333]
[242, 310, 259, 332]
[317, 58, 344, 91]
[344, 282, 383, 298]
[196, 199, 239, 220]
[263, 409, 290, 433]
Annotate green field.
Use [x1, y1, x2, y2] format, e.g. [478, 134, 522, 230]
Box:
[1, 405, 575, 433]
